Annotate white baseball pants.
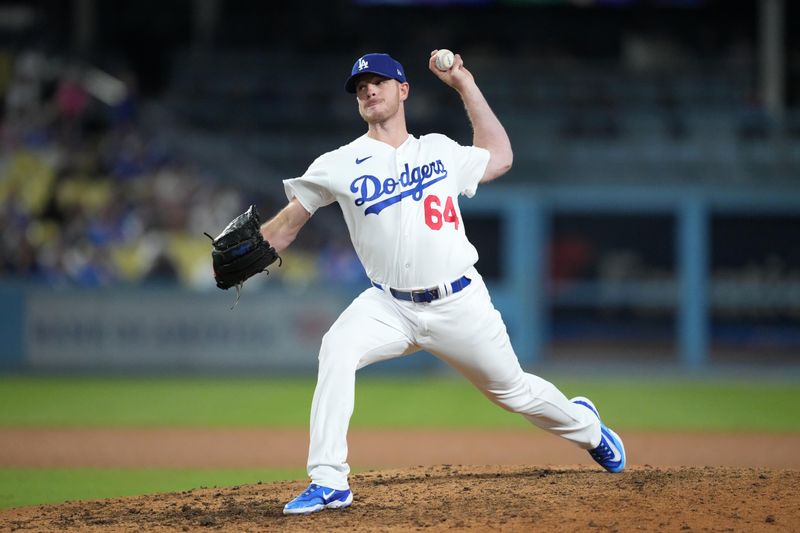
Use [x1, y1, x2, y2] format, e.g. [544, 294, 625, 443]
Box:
[307, 267, 602, 490]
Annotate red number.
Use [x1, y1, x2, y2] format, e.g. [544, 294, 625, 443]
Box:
[424, 195, 442, 230]
[442, 196, 460, 230]
[424, 195, 460, 231]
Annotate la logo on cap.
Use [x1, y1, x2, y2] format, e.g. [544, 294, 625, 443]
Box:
[358, 58, 369, 71]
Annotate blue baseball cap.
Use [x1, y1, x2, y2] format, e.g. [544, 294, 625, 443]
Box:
[345, 53, 406, 93]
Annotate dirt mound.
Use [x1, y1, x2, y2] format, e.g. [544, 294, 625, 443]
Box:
[2, 465, 798, 532]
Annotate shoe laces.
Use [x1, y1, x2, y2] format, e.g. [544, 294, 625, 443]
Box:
[590, 437, 614, 463]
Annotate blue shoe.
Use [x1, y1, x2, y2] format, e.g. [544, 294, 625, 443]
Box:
[283, 483, 353, 515]
[571, 396, 626, 473]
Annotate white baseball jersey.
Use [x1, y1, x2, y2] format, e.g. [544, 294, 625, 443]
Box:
[284, 132, 605, 492]
[283, 133, 490, 289]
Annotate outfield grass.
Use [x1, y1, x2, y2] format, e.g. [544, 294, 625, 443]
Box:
[0, 468, 305, 510]
[1, 376, 798, 509]
[0, 375, 798, 432]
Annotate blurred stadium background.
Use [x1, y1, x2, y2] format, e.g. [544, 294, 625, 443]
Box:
[1, 0, 799, 375]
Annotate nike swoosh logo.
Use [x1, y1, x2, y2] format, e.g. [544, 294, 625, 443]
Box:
[608, 442, 621, 462]
[355, 156, 372, 164]
[322, 490, 335, 501]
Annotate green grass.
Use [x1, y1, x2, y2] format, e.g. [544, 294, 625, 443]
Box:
[0, 376, 798, 510]
[0, 468, 305, 510]
[0, 377, 315, 427]
[0, 375, 798, 432]
[554, 379, 800, 432]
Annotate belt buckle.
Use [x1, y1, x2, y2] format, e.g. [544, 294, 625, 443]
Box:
[412, 287, 438, 303]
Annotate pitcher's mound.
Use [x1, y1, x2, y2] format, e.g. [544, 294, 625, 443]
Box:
[2, 465, 798, 532]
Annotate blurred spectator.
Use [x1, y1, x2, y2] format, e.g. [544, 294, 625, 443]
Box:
[0, 50, 270, 289]
[54, 63, 90, 147]
[108, 70, 140, 130]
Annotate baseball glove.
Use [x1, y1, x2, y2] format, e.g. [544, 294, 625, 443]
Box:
[204, 205, 281, 297]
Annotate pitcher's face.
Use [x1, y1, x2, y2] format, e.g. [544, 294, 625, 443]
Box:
[355, 75, 408, 124]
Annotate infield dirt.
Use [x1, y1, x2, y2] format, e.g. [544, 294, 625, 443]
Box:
[1, 429, 799, 531]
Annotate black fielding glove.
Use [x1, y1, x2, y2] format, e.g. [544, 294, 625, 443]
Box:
[205, 205, 281, 303]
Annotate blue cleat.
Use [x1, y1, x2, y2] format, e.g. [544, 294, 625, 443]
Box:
[571, 396, 626, 473]
[283, 483, 353, 515]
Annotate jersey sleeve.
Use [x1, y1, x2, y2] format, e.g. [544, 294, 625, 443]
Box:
[283, 155, 336, 216]
[452, 142, 490, 199]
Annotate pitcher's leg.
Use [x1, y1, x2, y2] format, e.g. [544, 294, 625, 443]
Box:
[307, 289, 415, 489]
[426, 276, 601, 449]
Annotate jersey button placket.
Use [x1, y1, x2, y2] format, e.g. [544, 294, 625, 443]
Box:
[395, 150, 415, 279]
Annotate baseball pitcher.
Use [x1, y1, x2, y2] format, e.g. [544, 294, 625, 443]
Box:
[213, 50, 626, 515]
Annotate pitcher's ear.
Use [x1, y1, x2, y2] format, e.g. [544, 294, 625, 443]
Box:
[400, 81, 410, 101]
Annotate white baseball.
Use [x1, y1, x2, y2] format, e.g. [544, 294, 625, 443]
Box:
[435, 49, 455, 71]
